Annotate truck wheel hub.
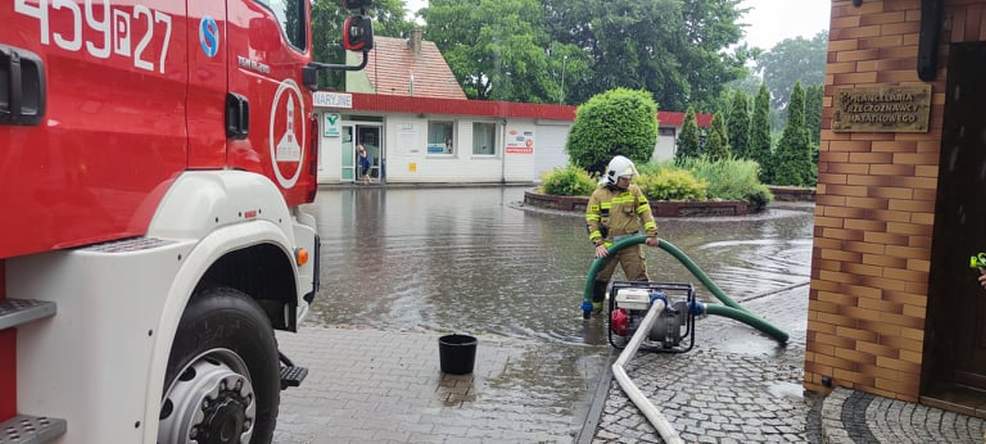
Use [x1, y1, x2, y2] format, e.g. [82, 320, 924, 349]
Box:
[159, 349, 256, 444]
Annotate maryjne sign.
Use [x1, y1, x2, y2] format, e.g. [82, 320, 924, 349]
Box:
[832, 85, 932, 133]
[313, 92, 353, 109]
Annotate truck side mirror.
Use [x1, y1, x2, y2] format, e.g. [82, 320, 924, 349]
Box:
[342, 16, 373, 52]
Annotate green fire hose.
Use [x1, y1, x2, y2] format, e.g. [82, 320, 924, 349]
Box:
[582, 234, 789, 344]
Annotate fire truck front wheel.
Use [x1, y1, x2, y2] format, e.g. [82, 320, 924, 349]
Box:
[159, 287, 280, 444]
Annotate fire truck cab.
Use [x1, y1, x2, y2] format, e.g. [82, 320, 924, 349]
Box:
[0, 0, 368, 442]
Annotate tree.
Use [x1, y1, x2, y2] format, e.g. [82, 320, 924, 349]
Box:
[749, 84, 773, 182]
[773, 82, 813, 186]
[805, 84, 824, 146]
[706, 113, 731, 161]
[566, 88, 659, 173]
[676, 108, 702, 162]
[422, 0, 588, 103]
[756, 31, 828, 116]
[543, 0, 749, 110]
[312, 0, 412, 89]
[728, 91, 751, 159]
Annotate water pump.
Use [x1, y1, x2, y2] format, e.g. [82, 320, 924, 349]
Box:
[607, 281, 701, 353]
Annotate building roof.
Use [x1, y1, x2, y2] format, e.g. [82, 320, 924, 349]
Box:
[362, 36, 467, 100]
[350, 93, 713, 128]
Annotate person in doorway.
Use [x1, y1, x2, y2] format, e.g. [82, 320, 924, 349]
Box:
[357, 144, 371, 184]
[585, 155, 661, 313]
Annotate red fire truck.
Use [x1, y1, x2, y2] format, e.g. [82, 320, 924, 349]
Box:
[0, 0, 372, 442]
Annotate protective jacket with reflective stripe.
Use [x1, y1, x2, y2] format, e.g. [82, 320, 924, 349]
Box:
[585, 184, 658, 246]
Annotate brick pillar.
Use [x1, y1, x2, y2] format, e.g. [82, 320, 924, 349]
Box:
[805, 0, 986, 402]
[0, 260, 15, 419]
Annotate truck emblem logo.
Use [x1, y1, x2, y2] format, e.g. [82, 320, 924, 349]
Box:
[269, 80, 307, 189]
[199, 16, 220, 58]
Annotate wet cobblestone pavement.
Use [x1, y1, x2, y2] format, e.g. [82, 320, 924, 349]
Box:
[593, 285, 815, 443]
[274, 327, 606, 443]
[822, 388, 986, 443]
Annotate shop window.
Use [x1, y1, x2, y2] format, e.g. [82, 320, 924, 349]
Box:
[428, 121, 455, 155]
[473, 122, 497, 156]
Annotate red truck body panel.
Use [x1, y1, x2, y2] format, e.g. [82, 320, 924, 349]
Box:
[0, 0, 316, 260]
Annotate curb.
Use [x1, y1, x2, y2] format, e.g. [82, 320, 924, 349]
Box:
[767, 185, 816, 202]
[524, 190, 760, 218]
[576, 349, 616, 444]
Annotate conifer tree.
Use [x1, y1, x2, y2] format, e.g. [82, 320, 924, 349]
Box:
[675, 108, 702, 162]
[750, 84, 773, 182]
[706, 113, 732, 161]
[728, 91, 751, 159]
[773, 82, 813, 186]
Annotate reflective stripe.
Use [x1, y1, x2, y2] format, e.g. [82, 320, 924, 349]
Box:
[600, 202, 612, 209]
[586, 214, 601, 222]
[644, 222, 657, 231]
[636, 204, 650, 214]
[604, 241, 614, 248]
[589, 204, 600, 212]
[589, 230, 603, 241]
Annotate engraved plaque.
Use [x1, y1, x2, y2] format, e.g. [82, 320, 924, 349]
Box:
[832, 85, 932, 133]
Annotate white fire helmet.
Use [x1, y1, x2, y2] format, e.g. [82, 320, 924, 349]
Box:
[602, 155, 639, 187]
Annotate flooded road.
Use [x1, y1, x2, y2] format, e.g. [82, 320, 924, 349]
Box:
[302, 187, 813, 345]
[277, 186, 814, 442]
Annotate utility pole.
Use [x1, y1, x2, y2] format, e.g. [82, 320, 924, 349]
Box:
[560, 55, 568, 104]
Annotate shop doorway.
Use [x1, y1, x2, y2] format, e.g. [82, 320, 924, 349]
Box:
[924, 42, 986, 408]
[341, 123, 384, 183]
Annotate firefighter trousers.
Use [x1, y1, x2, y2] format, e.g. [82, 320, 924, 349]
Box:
[596, 244, 650, 284]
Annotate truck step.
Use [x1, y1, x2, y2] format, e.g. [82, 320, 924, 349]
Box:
[0, 415, 67, 444]
[279, 366, 308, 389]
[0, 300, 56, 331]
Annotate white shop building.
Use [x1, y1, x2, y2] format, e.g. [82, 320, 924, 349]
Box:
[313, 91, 711, 184]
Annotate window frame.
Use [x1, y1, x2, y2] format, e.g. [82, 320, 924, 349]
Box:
[470, 121, 499, 158]
[251, 0, 309, 54]
[426, 120, 457, 157]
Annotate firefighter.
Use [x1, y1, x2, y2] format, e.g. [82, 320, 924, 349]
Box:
[586, 155, 660, 312]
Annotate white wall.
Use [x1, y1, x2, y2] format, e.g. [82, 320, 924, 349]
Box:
[379, 114, 537, 183]
[317, 111, 343, 184]
[534, 122, 571, 180]
[653, 128, 677, 162]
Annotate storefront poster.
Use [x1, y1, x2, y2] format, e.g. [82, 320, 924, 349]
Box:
[506, 129, 535, 154]
[324, 113, 341, 137]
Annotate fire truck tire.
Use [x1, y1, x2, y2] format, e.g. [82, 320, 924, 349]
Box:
[160, 287, 280, 444]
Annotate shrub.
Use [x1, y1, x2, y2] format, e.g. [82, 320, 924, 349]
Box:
[566, 88, 659, 174]
[645, 157, 774, 206]
[540, 165, 597, 196]
[637, 170, 708, 202]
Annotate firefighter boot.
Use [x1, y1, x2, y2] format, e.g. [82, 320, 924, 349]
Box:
[592, 280, 608, 314]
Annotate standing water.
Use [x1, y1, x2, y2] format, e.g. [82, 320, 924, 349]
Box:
[303, 187, 813, 345]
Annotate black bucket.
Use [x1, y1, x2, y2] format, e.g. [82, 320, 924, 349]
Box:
[438, 334, 478, 375]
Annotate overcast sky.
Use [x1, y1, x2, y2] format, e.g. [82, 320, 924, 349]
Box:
[403, 0, 831, 51]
